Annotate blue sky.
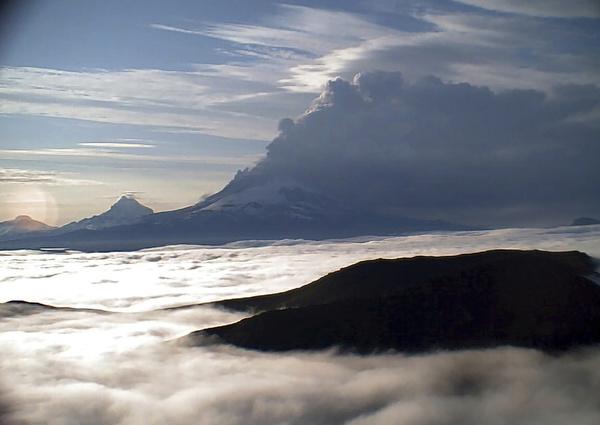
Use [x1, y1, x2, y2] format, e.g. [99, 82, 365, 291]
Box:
[1, 0, 599, 224]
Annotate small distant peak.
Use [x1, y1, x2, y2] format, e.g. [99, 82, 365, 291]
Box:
[117, 195, 135, 202]
[114, 192, 143, 203]
[107, 193, 153, 216]
[112, 194, 141, 206]
[14, 215, 33, 221]
[4, 215, 54, 232]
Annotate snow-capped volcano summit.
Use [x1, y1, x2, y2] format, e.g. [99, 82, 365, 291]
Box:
[0, 180, 467, 251]
[105, 195, 154, 220]
[190, 178, 340, 220]
[60, 195, 153, 232]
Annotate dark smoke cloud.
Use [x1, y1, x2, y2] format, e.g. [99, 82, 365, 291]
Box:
[233, 72, 600, 226]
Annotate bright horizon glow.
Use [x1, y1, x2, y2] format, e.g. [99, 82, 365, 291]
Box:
[1, 186, 58, 226]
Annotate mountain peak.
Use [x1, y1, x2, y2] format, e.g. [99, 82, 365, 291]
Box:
[57, 195, 154, 232]
[193, 177, 339, 217]
[0, 215, 54, 238]
[14, 215, 33, 222]
[108, 195, 153, 216]
[112, 195, 145, 207]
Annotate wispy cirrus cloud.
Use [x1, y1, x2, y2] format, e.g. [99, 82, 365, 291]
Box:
[2, 3, 598, 145]
[78, 141, 156, 149]
[0, 148, 261, 167]
[0, 168, 102, 186]
[153, 3, 600, 95]
[0, 66, 281, 140]
[453, 0, 600, 18]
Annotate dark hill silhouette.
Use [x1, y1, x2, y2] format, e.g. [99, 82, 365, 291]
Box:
[0, 300, 110, 317]
[185, 250, 600, 353]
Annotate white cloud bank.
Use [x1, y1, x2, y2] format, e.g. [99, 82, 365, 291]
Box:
[1, 225, 599, 311]
[0, 226, 600, 424]
[4, 342, 600, 425]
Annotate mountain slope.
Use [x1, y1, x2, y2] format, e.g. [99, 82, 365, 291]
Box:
[59, 195, 153, 233]
[186, 250, 600, 353]
[0, 215, 55, 241]
[0, 180, 468, 251]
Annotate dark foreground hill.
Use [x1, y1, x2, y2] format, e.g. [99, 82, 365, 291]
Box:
[185, 250, 600, 353]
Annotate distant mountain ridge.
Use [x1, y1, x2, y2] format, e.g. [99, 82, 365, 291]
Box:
[0, 215, 55, 241]
[0, 179, 469, 251]
[185, 249, 600, 353]
[0, 196, 153, 246]
[0, 300, 109, 317]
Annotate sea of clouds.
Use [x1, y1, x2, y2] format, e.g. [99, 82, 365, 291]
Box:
[1, 225, 600, 424]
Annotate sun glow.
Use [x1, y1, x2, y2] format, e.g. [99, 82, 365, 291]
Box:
[3, 186, 58, 225]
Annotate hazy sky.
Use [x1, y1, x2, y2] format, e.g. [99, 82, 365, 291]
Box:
[1, 0, 599, 225]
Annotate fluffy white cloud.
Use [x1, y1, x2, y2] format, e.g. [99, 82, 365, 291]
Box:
[4, 342, 600, 425]
[0, 226, 599, 424]
[1, 225, 598, 310]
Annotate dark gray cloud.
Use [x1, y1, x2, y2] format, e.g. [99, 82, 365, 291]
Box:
[235, 72, 600, 226]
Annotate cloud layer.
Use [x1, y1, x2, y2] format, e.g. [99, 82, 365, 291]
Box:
[4, 342, 600, 425]
[1, 226, 599, 424]
[233, 72, 600, 226]
[0, 168, 101, 186]
[2, 225, 599, 310]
